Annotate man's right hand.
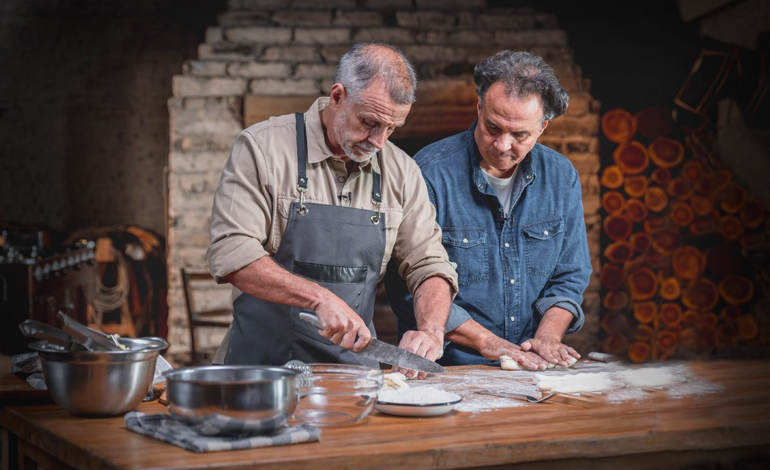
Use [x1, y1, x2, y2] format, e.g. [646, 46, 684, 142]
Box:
[313, 297, 371, 352]
[478, 335, 549, 370]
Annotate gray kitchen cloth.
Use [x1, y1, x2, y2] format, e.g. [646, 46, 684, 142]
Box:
[124, 411, 321, 453]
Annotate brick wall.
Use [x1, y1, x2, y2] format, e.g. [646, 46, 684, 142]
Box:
[167, 0, 602, 357]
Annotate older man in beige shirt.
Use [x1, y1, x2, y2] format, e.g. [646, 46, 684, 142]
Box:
[207, 43, 457, 378]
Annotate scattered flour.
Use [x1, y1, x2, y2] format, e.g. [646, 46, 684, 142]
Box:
[382, 372, 410, 391]
[378, 387, 458, 405]
[500, 355, 577, 370]
[535, 371, 626, 393]
[617, 366, 688, 388]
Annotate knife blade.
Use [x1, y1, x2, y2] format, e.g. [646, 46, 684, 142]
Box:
[298, 312, 447, 374]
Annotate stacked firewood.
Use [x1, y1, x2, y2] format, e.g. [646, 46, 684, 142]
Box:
[599, 107, 770, 362]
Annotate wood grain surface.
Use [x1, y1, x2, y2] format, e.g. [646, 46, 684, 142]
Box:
[2, 360, 769, 470]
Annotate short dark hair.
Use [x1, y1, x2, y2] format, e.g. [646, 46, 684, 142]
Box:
[474, 50, 569, 122]
[334, 42, 417, 105]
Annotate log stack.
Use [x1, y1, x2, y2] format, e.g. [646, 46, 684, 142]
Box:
[599, 107, 770, 362]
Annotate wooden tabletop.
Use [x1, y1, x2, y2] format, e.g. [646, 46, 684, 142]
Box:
[2, 359, 770, 470]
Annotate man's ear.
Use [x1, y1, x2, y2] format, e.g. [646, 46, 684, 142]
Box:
[329, 83, 346, 107]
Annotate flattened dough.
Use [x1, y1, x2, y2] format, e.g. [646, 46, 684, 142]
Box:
[535, 372, 625, 393]
[499, 355, 578, 371]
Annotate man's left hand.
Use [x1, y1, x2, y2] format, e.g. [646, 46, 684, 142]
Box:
[520, 337, 579, 368]
[392, 328, 444, 380]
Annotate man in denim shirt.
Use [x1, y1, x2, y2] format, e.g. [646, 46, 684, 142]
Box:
[385, 51, 591, 369]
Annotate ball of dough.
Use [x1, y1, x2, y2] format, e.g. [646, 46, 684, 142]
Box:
[499, 355, 523, 370]
[382, 372, 410, 390]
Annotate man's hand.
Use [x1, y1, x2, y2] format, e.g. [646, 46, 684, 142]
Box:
[523, 306, 580, 367]
[392, 327, 444, 380]
[520, 337, 579, 367]
[314, 297, 371, 352]
[479, 335, 549, 370]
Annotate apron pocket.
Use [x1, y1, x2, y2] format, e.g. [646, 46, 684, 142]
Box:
[294, 261, 368, 284]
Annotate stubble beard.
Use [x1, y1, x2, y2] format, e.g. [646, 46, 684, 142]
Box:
[334, 106, 378, 163]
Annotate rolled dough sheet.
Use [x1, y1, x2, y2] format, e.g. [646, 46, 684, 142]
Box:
[535, 372, 625, 393]
[617, 367, 687, 388]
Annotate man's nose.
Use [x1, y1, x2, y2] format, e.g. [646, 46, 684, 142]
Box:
[494, 134, 513, 152]
[368, 128, 388, 149]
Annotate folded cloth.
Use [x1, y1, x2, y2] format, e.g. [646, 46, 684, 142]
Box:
[11, 352, 41, 373]
[124, 412, 321, 453]
[169, 409, 288, 436]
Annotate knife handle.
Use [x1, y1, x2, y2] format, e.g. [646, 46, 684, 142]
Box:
[299, 312, 323, 329]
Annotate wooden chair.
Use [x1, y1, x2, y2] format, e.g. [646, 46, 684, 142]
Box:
[180, 268, 232, 364]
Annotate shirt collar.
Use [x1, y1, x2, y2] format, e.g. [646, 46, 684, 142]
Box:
[304, 97, 378, 172]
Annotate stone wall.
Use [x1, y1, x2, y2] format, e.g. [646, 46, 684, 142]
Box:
[167, 0, 602, 358]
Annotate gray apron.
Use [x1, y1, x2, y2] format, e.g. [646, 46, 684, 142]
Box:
[223, 113, 386, 367]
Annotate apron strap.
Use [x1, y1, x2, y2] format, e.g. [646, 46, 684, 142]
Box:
[295, 113, 309, 215]
[371, 155, 382, 225]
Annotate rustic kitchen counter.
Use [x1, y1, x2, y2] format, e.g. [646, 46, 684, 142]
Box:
[2, 359, 770, 470]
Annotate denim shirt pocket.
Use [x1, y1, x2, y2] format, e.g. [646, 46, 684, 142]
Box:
[442, 227, 489, 286]
[522, 217, 564, 277]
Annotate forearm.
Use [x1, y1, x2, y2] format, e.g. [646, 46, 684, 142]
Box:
[412, 276, 452, 338]
[445, 319, 501, 351]
[223, 256, 331, 310]
[534, 306, 574, 342]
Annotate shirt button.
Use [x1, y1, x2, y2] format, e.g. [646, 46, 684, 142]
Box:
[510, 316, 516, 322]
[337, 176, 345, 183]
[478, 184, 484, 190]
[504, 243, 510, 248]
[462, 238, 468, 244]
[509, 279, 515, 284]
[544, 230, 549, 235]
[526, 175, 531, 179]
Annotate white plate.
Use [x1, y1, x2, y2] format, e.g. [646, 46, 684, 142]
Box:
[374, 393, 462, 417]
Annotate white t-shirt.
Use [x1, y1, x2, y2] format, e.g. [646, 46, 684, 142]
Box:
[482, 166, 518, 215]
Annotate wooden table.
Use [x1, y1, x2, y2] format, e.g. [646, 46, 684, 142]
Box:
[2, 360, 770, 470]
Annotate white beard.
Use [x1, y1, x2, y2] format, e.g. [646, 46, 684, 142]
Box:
[334, 107, 378, 163]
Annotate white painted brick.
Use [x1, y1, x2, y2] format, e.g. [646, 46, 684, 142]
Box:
[198, 43, 255, 60]
[249, 78, 320, 95]
[272, 10, 332, 26]
[477, 12, 536, 31]
[168, 228, 213, 250]
[418, 30, 494, 45]
[227, 61, 292, 78]
[402, 45, 464, 62]
[168, 209, 212, 233]
[295, 63, 338, 79]
[263, 45, 322, 62]
[396, 11, 456, 30]
[294, 28, 350, 45]
[205, 27, 224, 43]
[169, 96, 243, 138]
[184, 60, 228, 77]
[225, 26, 292, 43]
[333, 10, 384, 27]
[172, 76, 248, 97]
[319, 46, 351, 62]
[354, 27, 415, 44]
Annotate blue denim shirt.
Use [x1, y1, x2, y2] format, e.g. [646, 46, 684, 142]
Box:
[384, 121, 592, 365]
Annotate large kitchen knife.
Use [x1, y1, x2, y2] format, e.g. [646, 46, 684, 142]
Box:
[298, 312, 447, 374]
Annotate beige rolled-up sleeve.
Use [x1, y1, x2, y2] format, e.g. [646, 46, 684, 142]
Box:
[207, 129, 273, 282]
[391, 158, 459, 297]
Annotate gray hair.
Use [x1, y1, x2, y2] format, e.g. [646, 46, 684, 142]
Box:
[474, 50, 569, 122]
[334, 42, 417, 105]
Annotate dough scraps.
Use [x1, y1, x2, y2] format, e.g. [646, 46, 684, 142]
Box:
[535, 372, 625, 393]
[382, 372, 410, 391]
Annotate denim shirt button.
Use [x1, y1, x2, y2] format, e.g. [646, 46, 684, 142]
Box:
[509, 279, 515, 284]
[526, 175, 531, 179]
[504, 243, 510, 248]
[510, 316, 515, 322]
[544, 230, 549, 235]
[462, 238, 468, 243]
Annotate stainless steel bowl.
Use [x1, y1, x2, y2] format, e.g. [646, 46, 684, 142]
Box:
[29, 337, 168, 417]
[163, 365, 298, 436]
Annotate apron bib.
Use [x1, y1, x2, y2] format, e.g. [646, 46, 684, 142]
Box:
[224, 113, 387, 367]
